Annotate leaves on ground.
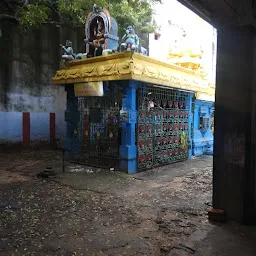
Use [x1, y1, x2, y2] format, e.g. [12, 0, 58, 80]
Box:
[0, 150, 212, 255]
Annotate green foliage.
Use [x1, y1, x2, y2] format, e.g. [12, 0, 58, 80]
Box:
[57, 0, 107, 25]
[109, 0, 158, 34]
[17, 0, 161, 34]
[19, 3, 51, 31]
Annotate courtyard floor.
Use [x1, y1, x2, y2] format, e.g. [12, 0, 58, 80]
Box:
[0, 149, 213, 255]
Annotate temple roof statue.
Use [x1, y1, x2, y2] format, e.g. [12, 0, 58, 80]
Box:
[84, 5, 119, 57]
[167, 37, 207, 78]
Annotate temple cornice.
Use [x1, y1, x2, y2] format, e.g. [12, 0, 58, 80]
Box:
[52, 51, 215, 98]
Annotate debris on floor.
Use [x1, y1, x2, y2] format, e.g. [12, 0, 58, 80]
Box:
[0, 150, 213, 255]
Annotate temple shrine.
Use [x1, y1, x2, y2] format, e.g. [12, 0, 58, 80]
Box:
[52, 6, 215, 173]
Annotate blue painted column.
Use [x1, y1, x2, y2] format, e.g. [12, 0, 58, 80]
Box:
[193, 103, 200, 131]
[192, 101, 204, 156]
[203, 102, 214, 155]
[188, 93, 193, 159]
[120, 80, 137, 174]
[65, 85, 80, 159]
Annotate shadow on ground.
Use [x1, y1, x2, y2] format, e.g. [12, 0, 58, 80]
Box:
[169, 222, 256, 256]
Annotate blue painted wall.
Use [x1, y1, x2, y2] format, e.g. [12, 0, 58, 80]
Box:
[192, 100, 214, 156]
[30, 113, 50, 141]
[0, 112, 66, 144]
[0, 23, 82, 146]
[0, 112, 22, 143]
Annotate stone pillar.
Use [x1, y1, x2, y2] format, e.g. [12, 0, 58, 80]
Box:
[120, 80, 137, 174]
[213, 25, 256, 224]
[64, 85, 80, 158]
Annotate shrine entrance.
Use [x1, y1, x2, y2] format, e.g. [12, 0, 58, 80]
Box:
[137, 84, 193, 170]
[58, 52, 205, 174]
[70, 83, 123, 170]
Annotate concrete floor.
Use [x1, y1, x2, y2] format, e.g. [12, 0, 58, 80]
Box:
[1, 150, 256, 255]
[0, 150, 213, 255]
[169, 222, 256, 256]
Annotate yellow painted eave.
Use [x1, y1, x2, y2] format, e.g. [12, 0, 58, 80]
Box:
[51, 52, 215, 98]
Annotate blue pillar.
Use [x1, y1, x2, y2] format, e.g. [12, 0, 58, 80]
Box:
[192, 101, 204, 156]
[193, 103, 200, 131]
[65, 85, 80, 159]
[120, 80, 137, 174]
[188, 93, 193, 159]
[203, 102, 214, 155]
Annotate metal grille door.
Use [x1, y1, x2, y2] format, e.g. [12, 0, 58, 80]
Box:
[137, 85, 190, 170]
[71, 85, 122, 169]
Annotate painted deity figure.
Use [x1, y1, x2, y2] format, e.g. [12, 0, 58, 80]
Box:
[121, 25, 139, 52]
[60, 40, 87, 60]
[85, 18, 107, 57]
[60, 40, 75, 60]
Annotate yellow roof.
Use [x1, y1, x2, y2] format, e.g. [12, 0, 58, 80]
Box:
[52, 51, 214, 100]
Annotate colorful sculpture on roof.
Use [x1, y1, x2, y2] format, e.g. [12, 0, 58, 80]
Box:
[167, 42, 203, 71]
[166, 36, 210, 83]
[60, 40, 87, 61]
[84, 4, 119, 57]
[59, 4, 148, 61]
[120, 24, 148, 55]
[121, 25, 139, 52]
[60, 40, 75, 61]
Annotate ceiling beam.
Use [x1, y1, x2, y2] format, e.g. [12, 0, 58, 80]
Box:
[178, 0, 256, 29]
[177, 0, 214, 25]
